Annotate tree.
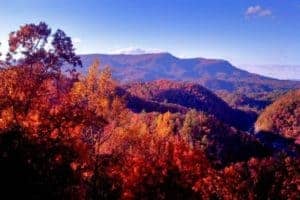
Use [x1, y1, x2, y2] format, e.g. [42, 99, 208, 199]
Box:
[180, 109, 199, 145]
[0, 23, 91, 199]
[0, 22, 82, 132]
[5, 22, 81, 73]
[71, 59, 125, 119]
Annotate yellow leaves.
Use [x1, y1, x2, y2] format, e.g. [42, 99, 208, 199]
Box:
[70, 59, 124, 121]
[70, 81, 85, 102]
[86, 59, 100, 85]
[99, 68, 115, 93]
[97, 97, 110, 113]
[254, 117, 273, 133]
[155, 112, 174, 138]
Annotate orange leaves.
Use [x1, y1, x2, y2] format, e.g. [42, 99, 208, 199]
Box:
[0, 23, 298, 199]
[70, 81, 85, 101]
[255, 89, 300, 141]
[102, 113, 215, 199]
[23, 110, 41, 129]
[0, 107, 14, 130]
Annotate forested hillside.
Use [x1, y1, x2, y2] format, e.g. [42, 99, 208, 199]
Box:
[124, 80, 256, 130]
[0, 22, 299, 200]
[255, 89, 300, 143]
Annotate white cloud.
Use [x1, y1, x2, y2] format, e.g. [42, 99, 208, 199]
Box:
[72, 37, 81, 44]
[245, 5, 272, 17]
[111, 47, 163, 55]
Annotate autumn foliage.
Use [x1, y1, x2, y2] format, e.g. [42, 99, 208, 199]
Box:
[0, 22, 299, 200]
[255, 89, 300, 143]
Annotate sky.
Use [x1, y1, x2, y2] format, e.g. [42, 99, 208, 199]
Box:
[1, 0, 300, 67]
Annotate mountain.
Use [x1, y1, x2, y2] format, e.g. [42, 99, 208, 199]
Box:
[255, 89, 300, 144]
[121, 80, 256, 130]
[77, 53, 300, 94]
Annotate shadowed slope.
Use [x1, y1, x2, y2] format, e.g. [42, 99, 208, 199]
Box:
[123, 80, 256, 130]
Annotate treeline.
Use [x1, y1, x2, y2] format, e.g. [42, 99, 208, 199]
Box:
[0, 22, 299, 199]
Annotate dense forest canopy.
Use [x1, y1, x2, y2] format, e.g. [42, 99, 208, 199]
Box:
[0, 22, 299, 200]
[255, 89, 300, 143]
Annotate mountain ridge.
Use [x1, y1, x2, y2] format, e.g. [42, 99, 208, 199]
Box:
[123, 79, 256, 130]
[78, 53, 296, 80]
[75, 53, 300, 94]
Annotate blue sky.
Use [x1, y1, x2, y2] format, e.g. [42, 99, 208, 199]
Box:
[1, 0, 300, 66]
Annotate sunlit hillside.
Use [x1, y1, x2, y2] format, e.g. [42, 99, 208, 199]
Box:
[0, 22, 299, 199]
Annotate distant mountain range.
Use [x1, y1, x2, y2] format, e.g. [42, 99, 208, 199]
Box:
[77, 53, 300, 93]
[240, 64, 300, 81]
